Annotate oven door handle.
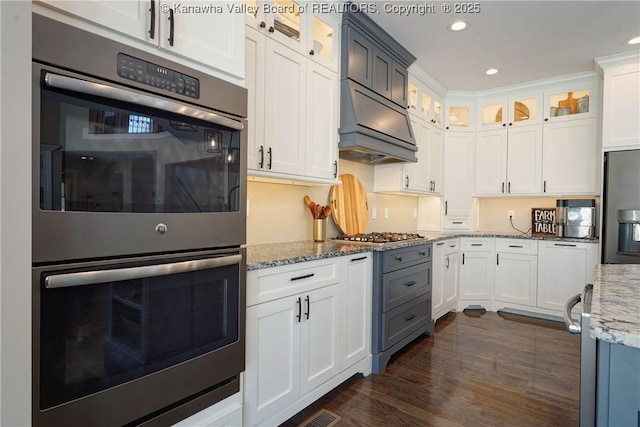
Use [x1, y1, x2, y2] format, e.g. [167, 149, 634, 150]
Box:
[563, 293, 582, 334]
[44, 254, 243, 289]
[43, 72, 244, 131]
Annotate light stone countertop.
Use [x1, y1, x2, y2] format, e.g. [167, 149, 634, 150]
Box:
[246, 231, 598, 270]
[590, 264, 640, 348]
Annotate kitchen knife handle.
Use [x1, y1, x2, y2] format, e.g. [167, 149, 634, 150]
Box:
[267, 147, 272, 170]
[305, 295, 310, 320]
[296, 297, 302, 322]
[168, 8, 175, 46]
[148, 1, 156, 39]
[258, 145, 264, 168]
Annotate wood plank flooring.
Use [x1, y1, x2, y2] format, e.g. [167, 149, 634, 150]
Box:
[282, 310, 580, 427]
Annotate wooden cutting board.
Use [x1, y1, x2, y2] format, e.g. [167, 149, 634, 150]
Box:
[330, 174, 368, 235]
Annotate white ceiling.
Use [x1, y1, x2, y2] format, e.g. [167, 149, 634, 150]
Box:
[367, 1, 640, 92]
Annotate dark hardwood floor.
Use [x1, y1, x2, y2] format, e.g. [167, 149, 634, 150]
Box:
[282, 310, 580, 427]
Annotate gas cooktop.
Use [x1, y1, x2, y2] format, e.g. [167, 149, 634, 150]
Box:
[334, 232, 425, 244]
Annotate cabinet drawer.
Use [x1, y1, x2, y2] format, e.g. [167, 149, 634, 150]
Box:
[442, 217, 470, 230]
[495, 238, 538, 255]
[382, 244, 431, 273]
[434, 238, 459, 253]
[247, 258, 340, 306]
[382, 292, 431, 351]
[460, 238, 495, 252]
[382, 262, 431, 312]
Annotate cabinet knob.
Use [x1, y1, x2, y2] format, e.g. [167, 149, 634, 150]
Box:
[509, 122, 513, 126]
[446, 126, 449, 130]
[503, 123, 507, 127]
[309, 49, 315, 56]
[544, 118, 549, 122]
[259, 21, 266, 28]
[268, 26, 275, 33]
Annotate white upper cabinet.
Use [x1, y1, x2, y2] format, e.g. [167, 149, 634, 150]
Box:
[477, 89, 543, 130]
[408, 76, 444, 129]
[445, 96, 474, 132]
[38, 0, 244, 80]
[599, 55, 640, 151]
[245, 0, 339, 72]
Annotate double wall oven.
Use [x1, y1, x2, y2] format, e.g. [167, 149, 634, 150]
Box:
[32, 15, 247, 426]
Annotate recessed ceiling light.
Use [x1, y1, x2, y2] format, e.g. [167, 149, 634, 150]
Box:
[629, 36, 640, 45]
[485, 68, 499, 75]
[449, 21, 467, 31]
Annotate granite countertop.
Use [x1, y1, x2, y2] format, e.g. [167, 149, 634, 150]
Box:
[590, 264, 640, 348]
[246, 231, 598, 270]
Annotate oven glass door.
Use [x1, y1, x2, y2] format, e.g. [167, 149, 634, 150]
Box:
[39, 73, 242, 214]
[37, 252, 241, 411]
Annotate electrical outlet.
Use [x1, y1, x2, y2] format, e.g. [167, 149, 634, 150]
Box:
[371, 207, 377, 220]
[508, 210, 515, 220]
[384, 208, 389, 219]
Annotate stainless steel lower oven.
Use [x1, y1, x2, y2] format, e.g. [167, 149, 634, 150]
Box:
[32, 247, 246, 426]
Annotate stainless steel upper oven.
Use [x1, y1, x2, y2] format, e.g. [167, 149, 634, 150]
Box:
[33, 14, 247, 263]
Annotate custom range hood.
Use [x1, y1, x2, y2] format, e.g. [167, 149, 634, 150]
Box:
[339, 8, 417, 164]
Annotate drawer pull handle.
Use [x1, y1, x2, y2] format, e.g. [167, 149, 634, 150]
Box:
[296, 297, 302, 322]
[555, 243, 577, 247]
[291, 273, 314, 281]
[305, 295, 310, 320]
[395, 256, 403, 262]
[436, 242, 445, 246]
[508, 245, 523, 248]
[404, 281, 416, 287]
[405, 314, 416, 322]
[419, 251, 427, 256]
[471, 243, 483, 247]
[452, 221, 463, 225]
[350, 256, 367, 262]
[449, 244, 456, 248]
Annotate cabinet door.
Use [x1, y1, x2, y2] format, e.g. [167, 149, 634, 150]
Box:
[443, 249, 459, 305]
[507, 124, 543, 194]
[475, 130, 507, 195]
[428, 125, 444, 194]
[245, 298, 300, 426]
[459, 252, 493, 300]
[495, 253, 537, 307]
[305, 62, 338, 180]
[309, 12, 340, 72]
[431, 242, 446, 317]
[372, 46, 392, 99]
[602, 62, 640, 150]
[299, 285, 340, 395]
[264, 39, 306, 175]
[158, 1, 244, 77]
[345, 27, 373, 88]
[405, 117, 430, 192]
[340, 254, 372, 370]
[391, 62, 408, 107]
[542, 118, 597, 194]
[537, 242, 595, 311]
[245, 27, 266, 171]
[443, 132, 474, 216]
[40, 1, 153, 43]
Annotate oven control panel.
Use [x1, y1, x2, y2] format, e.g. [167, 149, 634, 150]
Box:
[117, 53, 200, 99]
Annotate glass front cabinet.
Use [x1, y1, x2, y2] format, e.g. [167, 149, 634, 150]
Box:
[245, 0, 339, 71]
[477, 90, 543, 130]
[445, 96, 474, 131]
[543, 78, 596, 123]
[408, 77, 444, 129]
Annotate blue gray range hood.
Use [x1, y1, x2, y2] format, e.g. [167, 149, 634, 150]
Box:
[339, 8, 417, 164]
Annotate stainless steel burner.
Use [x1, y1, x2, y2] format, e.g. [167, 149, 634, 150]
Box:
[335, 232, 424, 243]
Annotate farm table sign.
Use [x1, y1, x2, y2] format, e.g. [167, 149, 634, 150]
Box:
[531, 208, 556, 237]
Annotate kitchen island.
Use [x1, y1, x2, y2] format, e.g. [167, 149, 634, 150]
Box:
[589, 264, 640, 426]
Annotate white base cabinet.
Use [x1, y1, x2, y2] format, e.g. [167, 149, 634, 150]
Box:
[432, 239, 459, 321]
[494, 239, 538, 307]
[245, 254, 371, 427]
[537, 240, 596, 312]
[458, 238, 494, 308]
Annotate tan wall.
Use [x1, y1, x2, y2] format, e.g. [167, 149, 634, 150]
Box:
[476, 196, 600, 234]
[246, 160, 420, 244]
